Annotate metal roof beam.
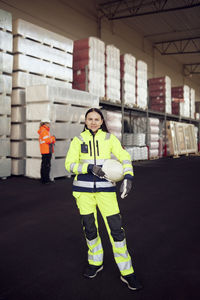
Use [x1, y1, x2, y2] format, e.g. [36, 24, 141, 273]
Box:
[98, 0, 200, 20]
[183, 63, 200, 75]
[154, 37, 200, 55]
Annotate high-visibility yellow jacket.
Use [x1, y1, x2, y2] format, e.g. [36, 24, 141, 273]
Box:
[65, 129, 133, 193]
[38, 125, 56, 154]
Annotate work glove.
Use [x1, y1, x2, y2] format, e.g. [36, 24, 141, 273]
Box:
[88, 164, 106, 179]
[120, 178, 132, 199]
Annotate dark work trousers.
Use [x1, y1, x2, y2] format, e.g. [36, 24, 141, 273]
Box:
[41, 153, 52, 183]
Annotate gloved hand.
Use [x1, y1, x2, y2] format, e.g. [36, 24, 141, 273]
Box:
[88, 164, 106, 179]
[120, 179, 132, 199]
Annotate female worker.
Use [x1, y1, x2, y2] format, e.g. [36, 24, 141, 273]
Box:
[38, 118, 56, 184]
[65, 108, 142, 291]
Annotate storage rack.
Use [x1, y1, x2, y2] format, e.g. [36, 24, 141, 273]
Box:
[100, 99, 200, 150]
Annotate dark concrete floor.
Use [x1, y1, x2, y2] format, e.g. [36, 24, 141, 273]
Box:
[0, 156, 200, 300]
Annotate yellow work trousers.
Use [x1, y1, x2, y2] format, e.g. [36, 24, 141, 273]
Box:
[73, 191, 134, 276]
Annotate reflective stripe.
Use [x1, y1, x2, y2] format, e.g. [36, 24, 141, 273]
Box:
[114, 250, 129, 259]
[114, 240, 126, 248]
[105, 133, 111, 140]
[87, 237, 98, 246]
[70, 163, 76, 172]
[77, 135, 84, 142]
[123, 167, 133, 173]
[73, 180, 94, 188]
[96, 181, 116, 188]
[77, 164, 83, 173]
[39, 141, 45, 144]
[88, 253, 103, 262]
[80, 159, 106, 165]
[117, 260, 132, 272]
[43, 135, 49, 139]
[90, 243, 103, 253]
[122, 160, 131, 164]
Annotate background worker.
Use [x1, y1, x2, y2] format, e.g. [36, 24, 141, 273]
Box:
[65, 108, 142, 291]
[38, 118, 56, 184]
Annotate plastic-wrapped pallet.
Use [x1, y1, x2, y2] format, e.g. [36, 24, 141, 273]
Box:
[147, 118, 160, 159]
[105, 45, 120, 103]
[11, 19, 74, 175]
[136, 60, 147, 109]
[120, 54, 136, 107]
[73, 37, 105, 98]
[148, 76, 172, 114]
[104, 110, 122, 141]
[25, 84, 99, 180]
[172, 85, 190, 118]
[0, 9, 12, 178]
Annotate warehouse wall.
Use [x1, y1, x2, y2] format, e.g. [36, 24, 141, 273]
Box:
[0, 0, 199, 101]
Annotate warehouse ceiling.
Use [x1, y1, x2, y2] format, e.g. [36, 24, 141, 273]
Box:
[96, 0, 200, 77]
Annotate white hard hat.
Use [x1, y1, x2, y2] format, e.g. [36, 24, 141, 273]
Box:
[102, 159, 124, 182]
[41, 118, 51, 123]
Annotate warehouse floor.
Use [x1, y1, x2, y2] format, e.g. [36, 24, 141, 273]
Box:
[0, 156, 200, 300]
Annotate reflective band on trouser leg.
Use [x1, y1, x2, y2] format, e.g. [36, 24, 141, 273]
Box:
[87, 236, 104, 266]
[113, 239, 134, 276]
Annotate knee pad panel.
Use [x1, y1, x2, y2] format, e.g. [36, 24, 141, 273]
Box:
[107, 213, 125, 241]
[81, 213, 97, 241]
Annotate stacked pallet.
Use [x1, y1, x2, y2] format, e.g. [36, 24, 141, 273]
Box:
[147, 118, 160, 159]
[11, 19, 73, 175]
[148, 76, 172, 114]
[123, 133, 148, 161]
[104, 110, 122, 141]
[105, 45, 120, 103]
[171, 85, 190, 118]
[0, 9, 12, 178]
[120, 54, 136, 107]
[166, 121, 197, 156]
[25, 84, 99, 179]
[73, 37, 105, 98]
[136, 60, 148, 109]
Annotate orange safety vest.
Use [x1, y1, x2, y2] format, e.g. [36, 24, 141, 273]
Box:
[38, 125, 56, 154]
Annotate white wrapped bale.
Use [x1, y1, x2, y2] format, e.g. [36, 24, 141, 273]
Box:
[0, 31, 12, 52]
[12, 72, 72, 89]
[11, 106, 26, 123]
[0, 74, 12, 94]
[0, 52, 13, 74]
[51, 158, 71, 178]
[11, 141, 25, 157]
[0, 95, 11, 115]
[26, 140, 40, 157]
[0, 158, 11, 178]
[0, 138, 10, 157]
[26, 85, 99, 107]
[105, 45, 120, 102]
[0, 9, 12, 31]
[13, 54, 73, 82]
[11, 124, 26, 140]
[11, 158, 25, 175]
[26, 103, 87, 123]
[0, 116, 10, 136]
[11, 89, 25, 105]
[25, 158, 41, 179]
[13, 37, 73, 67]
[13, 19, 73, 53]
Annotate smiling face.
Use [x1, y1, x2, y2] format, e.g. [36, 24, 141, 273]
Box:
[85, 111, 103, 133]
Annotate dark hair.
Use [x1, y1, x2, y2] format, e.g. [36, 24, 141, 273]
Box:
[84, 108, 109, 132]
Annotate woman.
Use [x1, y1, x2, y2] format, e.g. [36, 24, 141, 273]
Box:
[38, 118, 56, 184]
[65, 108, 142, 291]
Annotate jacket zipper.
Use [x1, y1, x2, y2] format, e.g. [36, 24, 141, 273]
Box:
[96, 140, 99, 156]
[92, 135, 97, 191]
[89, 141, 92, 156]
